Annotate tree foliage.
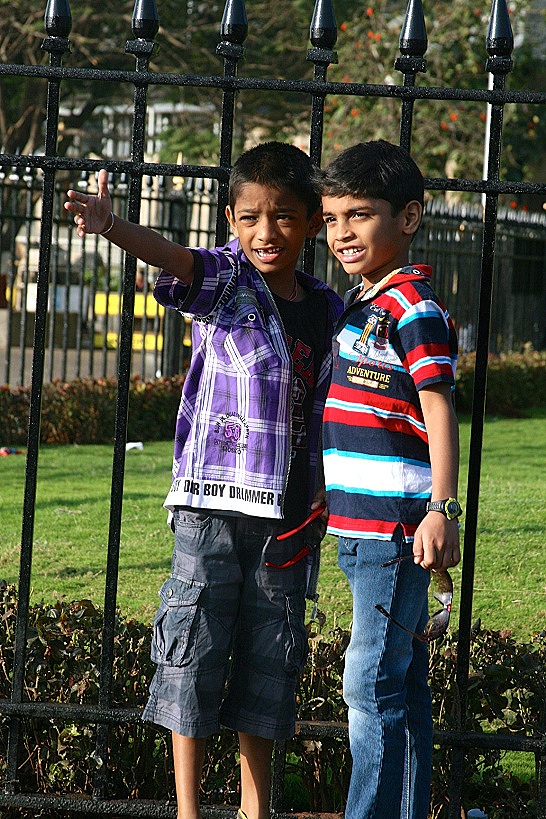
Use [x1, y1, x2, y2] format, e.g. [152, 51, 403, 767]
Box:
[0, 0, 222, 155]
[0, 0, 543, 189]
[316, 0, 545, 189]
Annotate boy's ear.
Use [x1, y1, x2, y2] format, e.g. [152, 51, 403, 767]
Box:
[306, 207, 324, 239]
[402, 201, 423, 236]
[225, 205, 239, 236]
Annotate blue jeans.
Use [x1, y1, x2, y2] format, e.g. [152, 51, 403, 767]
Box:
[338, 530, 433, 819]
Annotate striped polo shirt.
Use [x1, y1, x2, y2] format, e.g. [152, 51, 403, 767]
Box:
[323, 265, 458, 542]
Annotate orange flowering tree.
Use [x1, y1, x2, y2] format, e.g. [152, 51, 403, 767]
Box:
[316, 0, 544, 196]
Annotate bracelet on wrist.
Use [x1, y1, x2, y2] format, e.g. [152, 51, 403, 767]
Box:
[100, 212, 115, 235]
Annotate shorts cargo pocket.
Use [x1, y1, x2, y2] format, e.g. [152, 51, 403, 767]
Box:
[284, 592, 309, 675]
[150, 576, 205, 667]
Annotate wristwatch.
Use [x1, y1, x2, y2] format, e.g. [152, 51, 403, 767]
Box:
[426, 497, 463, 520]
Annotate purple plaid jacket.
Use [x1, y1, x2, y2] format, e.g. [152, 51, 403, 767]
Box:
[154, 240, 343, 519]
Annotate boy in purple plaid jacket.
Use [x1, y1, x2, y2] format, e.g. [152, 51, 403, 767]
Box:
[65, 143, 343, 819]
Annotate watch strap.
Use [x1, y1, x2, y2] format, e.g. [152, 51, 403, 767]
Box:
[426, 497, 462, 519]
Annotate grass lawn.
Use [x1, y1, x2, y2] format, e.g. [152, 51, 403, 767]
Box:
[2, 411, 545, 640]
[1, 442, 174, 623]
[308, 410, 546, 642]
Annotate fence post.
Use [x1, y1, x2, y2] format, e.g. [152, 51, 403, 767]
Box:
[448, 2, 514, 817]
[4, 0, 72, 798]
[215, 0, 247, 245]
[306, 0, 337, 276]
[91, 0, 160, 800]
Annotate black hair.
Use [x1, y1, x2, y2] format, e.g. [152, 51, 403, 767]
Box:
[321, 140, 424, 215]
[229, 141, 322, 217]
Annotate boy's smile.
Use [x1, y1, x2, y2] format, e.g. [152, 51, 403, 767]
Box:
[226, 182, 322, 297]
[322, 194, 421, 289]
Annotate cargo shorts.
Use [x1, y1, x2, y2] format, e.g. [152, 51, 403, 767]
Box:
[142, 508, 310, 740]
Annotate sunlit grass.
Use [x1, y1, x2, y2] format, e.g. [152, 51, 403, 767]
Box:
[2, 412, 545, 640]
[313, 411, 546, 642]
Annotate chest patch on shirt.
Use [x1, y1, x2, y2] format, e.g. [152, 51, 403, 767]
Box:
[213, 412, 250, 453]
[337, 308, 403, 375]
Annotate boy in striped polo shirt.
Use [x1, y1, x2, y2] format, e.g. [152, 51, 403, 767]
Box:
[321, 140, 461, 819]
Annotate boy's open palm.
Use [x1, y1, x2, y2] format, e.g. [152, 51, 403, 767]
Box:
[64, 168, 112, 238]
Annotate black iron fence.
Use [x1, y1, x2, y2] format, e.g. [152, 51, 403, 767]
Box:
[1, 0, 545, 817]
[0, 169, 191, 386]
[1, 169, 545, 388]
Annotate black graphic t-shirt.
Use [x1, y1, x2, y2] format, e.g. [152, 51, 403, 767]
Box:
[273, 287, 328, 524]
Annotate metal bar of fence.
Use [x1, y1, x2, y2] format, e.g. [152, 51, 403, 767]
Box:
[448, 4, 516, 816]
[18, 174, 32, 386]
[92, 17, 161, 800]
[304, 0, 337, 277]
[2, 150, 545, 198]
[14, 175, 28, 386]
[3, 697, 546, 757]
[396, 0, 427, 152]
[214, 0, 246, 245]
[4, 19, 70, 799]
[2, 707, 545, 815]
[50, 178, 62, 381]
[0, 60, 544, 107]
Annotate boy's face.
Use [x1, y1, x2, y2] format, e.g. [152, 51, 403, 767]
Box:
[226, 183, 323, 293]
[321, 194, 422, 288]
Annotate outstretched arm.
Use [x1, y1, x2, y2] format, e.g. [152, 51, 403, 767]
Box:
[413, 382, 461, 572]
[64, 169, 195, 285]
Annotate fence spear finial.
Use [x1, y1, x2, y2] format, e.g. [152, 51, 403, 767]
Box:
[220, 0, 248, 45]
[131, 0, 159, 41]
[44, 0, 72, 38]
[486, 0, 514, 57]
[310, 0, 337, 51]
[399, 0, 427, 56]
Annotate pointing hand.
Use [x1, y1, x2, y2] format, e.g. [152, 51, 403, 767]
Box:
[64, 169, 112, 238]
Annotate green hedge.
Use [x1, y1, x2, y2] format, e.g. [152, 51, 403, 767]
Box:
[1, 583, 544, 818]
[455, 351, 546, 416]
[0, 374, 185, 446]
[1, 353, 545, 447]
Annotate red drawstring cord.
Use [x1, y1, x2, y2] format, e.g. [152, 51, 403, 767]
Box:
[265, 502, 327, 568]
[265, 545, 311, 569]
[275, 502, 326, 541]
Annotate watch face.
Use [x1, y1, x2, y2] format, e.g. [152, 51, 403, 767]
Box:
[446, 500, 460, 518]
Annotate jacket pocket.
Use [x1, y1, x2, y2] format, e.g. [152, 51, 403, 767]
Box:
[222, 326, 282, 376]
[150, 576, 205, 667]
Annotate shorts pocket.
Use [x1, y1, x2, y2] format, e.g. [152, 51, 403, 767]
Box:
[284, 592, 309, 675]
[173, 508, 212, 531]
[150, 576, 205, 667]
